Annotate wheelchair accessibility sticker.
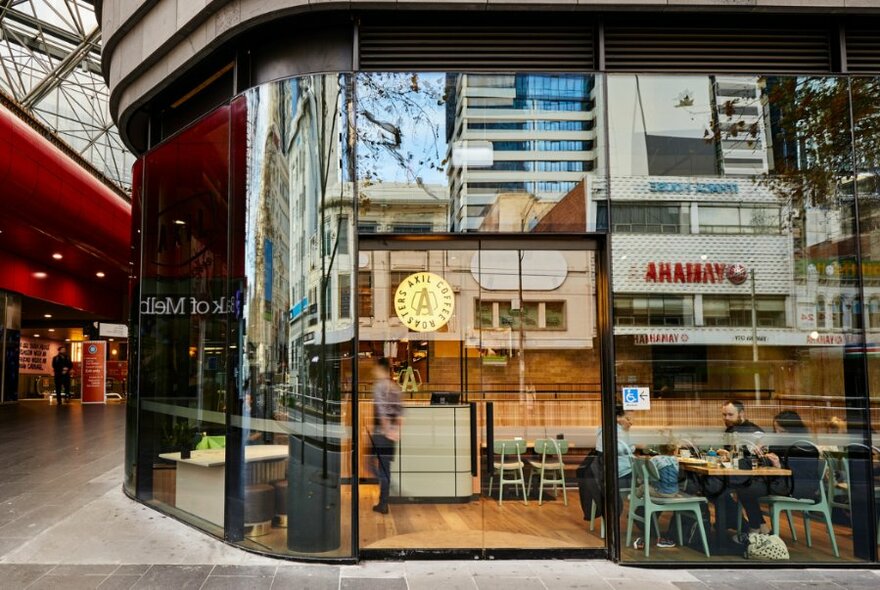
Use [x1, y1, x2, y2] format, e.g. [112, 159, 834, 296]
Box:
[622, 387, 650, 410]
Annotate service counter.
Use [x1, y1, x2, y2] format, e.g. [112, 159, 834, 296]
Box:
[390, 404, 474, 502]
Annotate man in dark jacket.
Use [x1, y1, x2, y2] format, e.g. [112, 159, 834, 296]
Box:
[52, 346, 73, 404]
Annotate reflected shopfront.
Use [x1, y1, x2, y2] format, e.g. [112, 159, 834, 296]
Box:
[127, 71, 880, 564]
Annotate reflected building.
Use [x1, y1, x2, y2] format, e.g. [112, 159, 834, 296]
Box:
[244, 82, 292, 424]
[448, 74, 599, 231]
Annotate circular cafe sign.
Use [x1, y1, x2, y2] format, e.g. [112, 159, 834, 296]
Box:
[394, 272, 454, 332]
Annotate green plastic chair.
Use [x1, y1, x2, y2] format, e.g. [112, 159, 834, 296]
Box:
[589, 500, 605, 538]
[527, 439, 569, 506]
[487, 439, 528, 506]
[825, 451, 851, 514]
[625, 457, 710, 557]
[758, 459, 839, 558]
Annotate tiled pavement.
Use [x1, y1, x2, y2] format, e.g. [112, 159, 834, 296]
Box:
[1, 403, 878, 589]
[0, 562, 879, 590]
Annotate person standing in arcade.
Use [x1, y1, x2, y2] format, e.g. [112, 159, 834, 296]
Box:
[52, 345, 73, 404]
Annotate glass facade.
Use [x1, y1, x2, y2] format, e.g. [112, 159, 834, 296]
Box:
[128, 71, 879, 564]
[607, 74, 876, 563]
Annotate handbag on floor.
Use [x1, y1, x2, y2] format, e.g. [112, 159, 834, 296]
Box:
[744, 533, 790, 560]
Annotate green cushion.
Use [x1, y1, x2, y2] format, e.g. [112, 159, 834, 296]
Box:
[196, 435, 226, 450]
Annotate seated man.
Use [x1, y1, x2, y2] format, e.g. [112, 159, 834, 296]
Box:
[716, 401, 769, 534]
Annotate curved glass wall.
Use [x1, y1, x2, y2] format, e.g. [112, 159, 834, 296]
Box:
[127, 70, 879, 563]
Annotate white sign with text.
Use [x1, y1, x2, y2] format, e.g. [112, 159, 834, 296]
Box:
[622, 387, 651, 411]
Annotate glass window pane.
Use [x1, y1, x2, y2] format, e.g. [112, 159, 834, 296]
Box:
[135, 105, 232, 540]
[234, 75, 355, 558]
[609, 74, 873, 564]
[356, 73, 605, 233]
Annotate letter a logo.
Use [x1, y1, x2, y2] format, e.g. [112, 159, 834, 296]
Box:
[394, 272, 455, 333]
[412, 288, 435, 316]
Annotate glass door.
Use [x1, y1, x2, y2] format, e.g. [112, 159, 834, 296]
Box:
[357, 237, 604, 555]
[477, 243, 602, 551]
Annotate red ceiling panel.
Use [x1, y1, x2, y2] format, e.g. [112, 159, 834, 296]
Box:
[0, 103, 131, 317]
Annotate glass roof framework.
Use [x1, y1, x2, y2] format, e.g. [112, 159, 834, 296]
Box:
[0, 0, 133, 191]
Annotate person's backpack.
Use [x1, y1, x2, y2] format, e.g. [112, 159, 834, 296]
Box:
[744, 533, 789, 560]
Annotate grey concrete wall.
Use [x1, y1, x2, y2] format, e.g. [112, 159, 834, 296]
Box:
[97, 0, 880, 151]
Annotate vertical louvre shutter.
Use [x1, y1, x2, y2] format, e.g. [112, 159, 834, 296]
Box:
[358, 26, 594, 71]
[604, 24, 832, 73]
[846, 22, 880, 73]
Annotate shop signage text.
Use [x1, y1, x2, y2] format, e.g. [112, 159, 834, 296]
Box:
[82, 341, 107, 404]
[19, 339, 57, 373]
[394, 272, 455, 333]
[140, 296, 235, 316]
[648, 181, 738, 195]
[644, 262, 748, 285]
[631, 330, 845, 347]
[634, 333, 688, 345]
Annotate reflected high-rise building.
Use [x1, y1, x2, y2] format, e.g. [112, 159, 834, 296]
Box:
[447, 74, 599, 231]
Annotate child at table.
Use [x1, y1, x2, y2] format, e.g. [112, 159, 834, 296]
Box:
[633, 443, 683, 549]
[650, 443, 683, 498]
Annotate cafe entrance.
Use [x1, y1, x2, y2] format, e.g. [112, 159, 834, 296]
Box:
[355, 234, 610, 557]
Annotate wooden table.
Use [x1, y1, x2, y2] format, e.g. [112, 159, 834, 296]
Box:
[679, 459, 791, 554]
[159, 445, 288, 526]
[680, 461, 791, 478]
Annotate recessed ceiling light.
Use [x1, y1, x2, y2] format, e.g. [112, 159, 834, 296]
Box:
[44, 314, 52, 318]
[52, 253, 63, 260]
[173, 219, 186, 225]
[33, 272, 47, 279]
[64, 338, 71, 342]
[95, 272, 105, 278]
[48, 328, 55, 332]
[109, 338, 114, 342]
[34, 334, 40, 338]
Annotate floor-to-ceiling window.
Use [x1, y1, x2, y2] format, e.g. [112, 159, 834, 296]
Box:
[128, 69, 878, 564]
[608, 74, 877, 563]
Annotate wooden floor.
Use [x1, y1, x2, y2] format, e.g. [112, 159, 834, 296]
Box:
[184, 481, 862, 561]
[358, 484, 605, 550]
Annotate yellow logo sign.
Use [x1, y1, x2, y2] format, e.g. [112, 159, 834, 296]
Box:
[394, 272, 455, 332]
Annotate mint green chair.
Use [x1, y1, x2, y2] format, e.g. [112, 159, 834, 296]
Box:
[589, 500, 605, 538]
[487, 439, 528, 506]
[825, 451, 851, 514]
[527, 439, 569, 506]
[758, 459, 839, 558]
[626, 458, 710, 557]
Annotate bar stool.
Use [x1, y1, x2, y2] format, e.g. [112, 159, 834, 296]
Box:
[271, 479, 288, 528]
[244, 483, 275, 538]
